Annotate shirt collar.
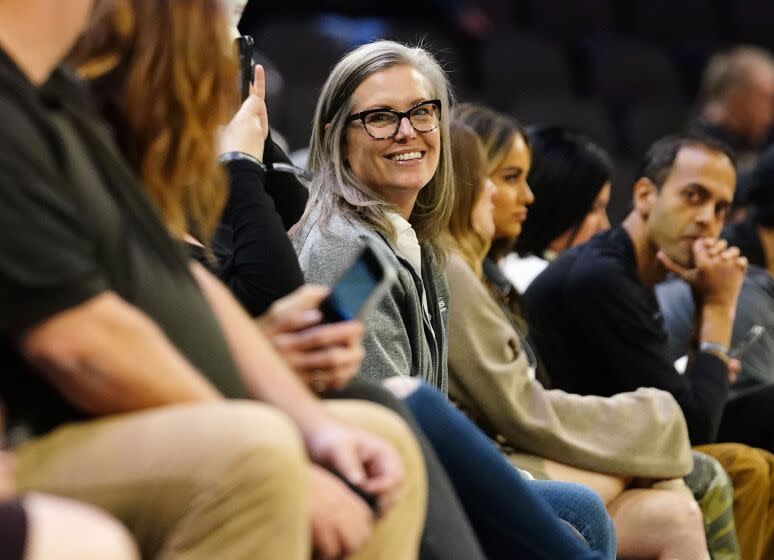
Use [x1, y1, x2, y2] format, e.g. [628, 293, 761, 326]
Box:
[385, 211, 422, 274]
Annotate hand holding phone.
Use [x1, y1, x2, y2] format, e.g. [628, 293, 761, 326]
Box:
[219, 63, 268, 162]
[257, 285, 367, 392]
[319, 239, 397, 324]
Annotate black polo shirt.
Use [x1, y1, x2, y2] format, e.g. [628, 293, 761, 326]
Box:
[524, 226, 729, 444]
[0, 49, 246, 441]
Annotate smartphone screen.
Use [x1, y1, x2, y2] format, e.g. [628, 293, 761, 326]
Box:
[320, 248, 385, 323]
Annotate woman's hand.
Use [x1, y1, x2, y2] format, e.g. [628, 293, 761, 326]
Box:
[258, 286, 366, 392]
[219, 65, 269, 161]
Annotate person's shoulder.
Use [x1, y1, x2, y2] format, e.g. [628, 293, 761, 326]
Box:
[302, 210, 391, 258]
[572, 228, 632, 276]
[532, 230, 635, 302]
[295, 208, 400, 285]
[445, 251, 480, 287]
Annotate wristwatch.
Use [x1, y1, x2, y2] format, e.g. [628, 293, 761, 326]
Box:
[699, 341, 730, 357]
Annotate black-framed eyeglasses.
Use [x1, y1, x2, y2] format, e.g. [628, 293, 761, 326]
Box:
[347, 99, 442, 140]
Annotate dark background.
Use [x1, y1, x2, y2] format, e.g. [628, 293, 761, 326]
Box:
[239, 0, 774, 223]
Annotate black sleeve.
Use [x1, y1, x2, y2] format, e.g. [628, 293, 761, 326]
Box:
[567, 261, 729, 444]
[0, 499, 27, 560]
[0, 151, 108, 331]
[215, 158, 304, 316]
[262, 133, 308, 230]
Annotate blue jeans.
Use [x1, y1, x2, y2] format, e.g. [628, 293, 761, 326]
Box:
[532, 480, 616, 559]
[404, 383, 614, 560]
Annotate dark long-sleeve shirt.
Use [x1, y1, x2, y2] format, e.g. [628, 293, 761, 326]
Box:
[523, 226, 729, 445]
[211, 138, 307, 316]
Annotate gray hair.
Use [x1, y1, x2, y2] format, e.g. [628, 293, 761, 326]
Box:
[291, 40, 455, 251]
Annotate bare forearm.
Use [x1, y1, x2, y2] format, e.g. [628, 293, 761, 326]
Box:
[191, 263, 328, 437]
[543, 460, 628, 505]
[699, 303, 735, 347]
[21, 293, 221, 416]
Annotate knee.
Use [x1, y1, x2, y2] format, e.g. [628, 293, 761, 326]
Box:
[84, 513, 141, 560]
[704, 443, 770, 483]
[324, 401, 427, 510]
[23, 494, 141, 560]
[568, 483, 609, 520]
[194, 401, 308, 490]
[325, 401, 422, 464]
[382, 376, 422, 399]
[661, 493, 705, 539]
[544, 482, 615, 550]
[735, 447, 770, 483]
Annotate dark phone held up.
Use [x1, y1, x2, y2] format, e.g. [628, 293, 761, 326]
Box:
[235, 35, 255, 102]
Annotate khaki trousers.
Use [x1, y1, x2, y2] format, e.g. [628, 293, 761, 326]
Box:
[13, 400, 426, 560]
[697, 443, 774, 560]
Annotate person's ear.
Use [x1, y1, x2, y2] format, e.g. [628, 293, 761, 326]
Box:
[632, 177, 658, 218]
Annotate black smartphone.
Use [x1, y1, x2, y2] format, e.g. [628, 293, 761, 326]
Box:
[319, 239, 397, 324]
[234, 35, 255, 102]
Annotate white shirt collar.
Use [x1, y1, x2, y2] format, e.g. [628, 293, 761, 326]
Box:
[385, 211, 422, 274]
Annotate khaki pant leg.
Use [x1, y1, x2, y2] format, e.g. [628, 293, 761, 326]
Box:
[324, 401, 427, 560]
[13, 401, 310, 560]
[696, 443, 774, 560]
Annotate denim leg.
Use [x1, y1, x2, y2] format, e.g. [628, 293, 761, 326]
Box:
[403, 382, 604, 560]
[531, 480, 617, 560]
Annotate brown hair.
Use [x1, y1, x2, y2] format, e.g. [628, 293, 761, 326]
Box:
[454, 103, 529, 175]
[446, 119, 491, 276]
[71, 0, 238, 241]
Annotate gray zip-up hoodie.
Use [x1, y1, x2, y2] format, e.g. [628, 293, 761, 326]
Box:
[291, 208, 449, 393]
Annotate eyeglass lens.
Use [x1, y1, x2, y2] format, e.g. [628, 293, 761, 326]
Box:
[364, 103, 440, 139]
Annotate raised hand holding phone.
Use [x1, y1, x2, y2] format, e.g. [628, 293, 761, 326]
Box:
[219, 63, 268, 161]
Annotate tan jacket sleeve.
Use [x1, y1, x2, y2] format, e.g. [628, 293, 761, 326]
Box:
[445, 253, 693, 479]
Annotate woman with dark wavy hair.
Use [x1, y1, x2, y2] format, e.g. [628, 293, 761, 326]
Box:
[504, 126, 612, 292]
